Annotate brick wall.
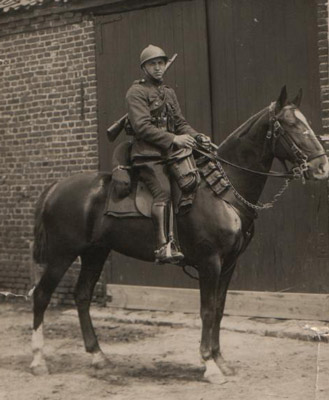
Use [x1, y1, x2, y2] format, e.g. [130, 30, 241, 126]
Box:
[0, 10, 104, 304]
[317, 0, 329, 137]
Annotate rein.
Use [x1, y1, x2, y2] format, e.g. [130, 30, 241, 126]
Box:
[195, 144, 296, 179]
[195, 102, 324, 211]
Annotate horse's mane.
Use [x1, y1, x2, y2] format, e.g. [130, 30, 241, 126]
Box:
[218, 106, 268, 148]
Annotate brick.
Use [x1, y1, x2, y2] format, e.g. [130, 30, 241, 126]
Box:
[319, 55, 328, 64]
[318, 39, 329, 48]
[318, 31, 328, 40]
[318, 9, 328, 18]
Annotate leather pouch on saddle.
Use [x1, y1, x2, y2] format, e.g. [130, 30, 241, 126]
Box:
[111, 141, 132, 198]
[166, 148, 200, 193]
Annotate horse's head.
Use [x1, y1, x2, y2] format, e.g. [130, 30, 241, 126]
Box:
[270, 86, 329, 180]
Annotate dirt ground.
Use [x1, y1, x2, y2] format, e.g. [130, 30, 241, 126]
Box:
[0, 302, 328, 400]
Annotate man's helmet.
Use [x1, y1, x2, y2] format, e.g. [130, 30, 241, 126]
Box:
[140, 45, 168, 67]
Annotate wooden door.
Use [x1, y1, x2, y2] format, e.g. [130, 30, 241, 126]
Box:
[206, 0, 329, 293]
[96, 0, 328, 293]
[95, 0, 212, 288]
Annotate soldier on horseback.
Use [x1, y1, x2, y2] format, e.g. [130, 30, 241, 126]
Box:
[125, 45, 210, 264]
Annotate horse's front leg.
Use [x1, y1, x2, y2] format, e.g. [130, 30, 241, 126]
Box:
[211, 261, 237, 377]
[199, 253, 227, 384]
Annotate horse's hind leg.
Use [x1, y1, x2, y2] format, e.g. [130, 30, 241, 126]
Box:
[31, 251, 76, 375]
[74, 247, 109, 369]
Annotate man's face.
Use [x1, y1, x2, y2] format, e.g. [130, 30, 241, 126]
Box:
[144, 57, 166, 81]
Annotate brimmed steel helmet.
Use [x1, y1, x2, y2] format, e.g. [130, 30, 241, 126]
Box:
[140, 45, 168, 67]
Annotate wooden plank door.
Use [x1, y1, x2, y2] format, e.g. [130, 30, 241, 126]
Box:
[95, 0, 212, 288]
[206, 0, 329, 293]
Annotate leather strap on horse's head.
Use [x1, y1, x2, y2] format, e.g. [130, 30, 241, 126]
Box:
[267, 102, 325, 163]
[266, 102, 311, 178]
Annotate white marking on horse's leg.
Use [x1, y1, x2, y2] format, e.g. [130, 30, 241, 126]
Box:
[28, 286, 36, 298]
[203, 360, 228, 385]
[91, 350, 108, 369]
[214, 354, 236, 376]
[30, 324, 48, 375]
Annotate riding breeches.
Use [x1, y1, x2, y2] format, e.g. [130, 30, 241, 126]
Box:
[137, 161, 171, 204]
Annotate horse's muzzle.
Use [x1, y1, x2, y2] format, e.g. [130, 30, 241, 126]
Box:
[307, 154, 329, 180]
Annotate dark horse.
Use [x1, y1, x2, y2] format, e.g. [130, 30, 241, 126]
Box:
[31, 87, 329, 382]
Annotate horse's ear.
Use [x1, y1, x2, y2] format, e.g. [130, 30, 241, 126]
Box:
[292, 88, 303, 108]
[276, 85, 288, 112]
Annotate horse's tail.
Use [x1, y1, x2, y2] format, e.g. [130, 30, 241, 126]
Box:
[33, 182, 57, 264]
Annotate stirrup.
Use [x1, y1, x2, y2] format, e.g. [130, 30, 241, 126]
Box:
[170, 239, 184, 262]
[155, 241, 184, 265]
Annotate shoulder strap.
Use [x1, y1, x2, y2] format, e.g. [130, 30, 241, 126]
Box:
[132, 78, 146, 85]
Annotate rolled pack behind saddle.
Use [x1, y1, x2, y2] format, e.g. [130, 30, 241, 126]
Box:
[105, 140, 200, 218]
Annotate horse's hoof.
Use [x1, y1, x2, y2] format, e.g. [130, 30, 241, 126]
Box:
[220, 364, 235, 376]
[214, 355, 236, 376]
[203, 360, 228, 385]
[30, 362, 49, 376]
[91, 351, 108, 369]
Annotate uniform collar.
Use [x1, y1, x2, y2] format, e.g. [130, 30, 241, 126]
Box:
[144, 75, 164, 87]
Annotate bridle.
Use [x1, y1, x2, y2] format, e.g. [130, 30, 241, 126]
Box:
[212, 102, 324, 179]
[266, 102, 325, 179]
[196, 102, 326, 210]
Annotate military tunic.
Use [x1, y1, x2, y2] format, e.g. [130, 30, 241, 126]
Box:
[126, 77, 199, 203]
[126, 78, 198, 160]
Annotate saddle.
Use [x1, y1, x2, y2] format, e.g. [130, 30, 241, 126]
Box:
[105, 141, 230, 218]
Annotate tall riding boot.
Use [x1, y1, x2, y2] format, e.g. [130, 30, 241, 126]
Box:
[152, 202, 171, 264]
[165, 202, 184, 263]
[151, 202, 184, 264]
[151, 202, 167, 250]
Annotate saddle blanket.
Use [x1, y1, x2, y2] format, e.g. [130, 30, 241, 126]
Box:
[105, 180, 152, 218]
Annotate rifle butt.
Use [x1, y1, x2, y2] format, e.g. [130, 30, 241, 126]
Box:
[106, 114, 127, 142]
